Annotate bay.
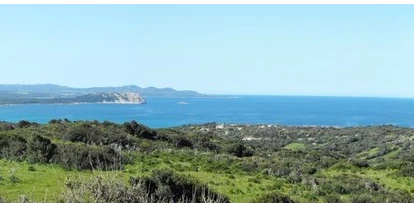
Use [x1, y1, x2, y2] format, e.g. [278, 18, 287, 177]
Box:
[1, 96, 414, 128]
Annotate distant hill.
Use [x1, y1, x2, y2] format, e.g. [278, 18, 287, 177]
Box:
[0, 84, 204, 105]
[0, 84, 205, 99]
[0, 92, 145, 105]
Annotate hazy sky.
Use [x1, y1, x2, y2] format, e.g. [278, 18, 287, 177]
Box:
[0, 5, 413, 97]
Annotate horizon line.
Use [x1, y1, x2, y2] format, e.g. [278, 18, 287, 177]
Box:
[1, 83, 414, 99]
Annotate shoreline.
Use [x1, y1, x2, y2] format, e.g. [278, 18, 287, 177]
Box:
[0, 101, 146, 107]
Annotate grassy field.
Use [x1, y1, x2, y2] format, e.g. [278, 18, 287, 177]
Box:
[0, 158, 277, 203]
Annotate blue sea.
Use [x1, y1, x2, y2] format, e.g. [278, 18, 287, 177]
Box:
[1, 96, 414, 128]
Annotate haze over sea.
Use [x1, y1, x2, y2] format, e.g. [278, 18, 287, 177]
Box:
[2, 95, 414, 128]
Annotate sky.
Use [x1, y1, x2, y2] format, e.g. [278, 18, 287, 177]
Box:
[0, 4, 413, 97]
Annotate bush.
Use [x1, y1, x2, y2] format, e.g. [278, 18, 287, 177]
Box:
[27, 135, 56, 164]
[0, 133, 27, 161]
[61, 170, 229, 203]
[398, 164, 414, 177]
[0, 195, 7, 203]
[349, 159, 369, 168]
[351, 194, 375, 203]
[253, 192, 295, 203]
[17, 120, 32, 128]
[130, 169, 230, 203]
[63, 123, 102, 144]
[28, 166, 36, 172]
[54, 143, 127, 170]
[124, 121, 163, 140]
[9, 175, 21, 184]
[174, 137, 193, 149]
[325, 194, 341, 203]
[227, 143, 254, 158]
[0, 122, 14, 131]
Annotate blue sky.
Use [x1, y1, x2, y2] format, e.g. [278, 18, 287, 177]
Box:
[0, 5, 413, 97]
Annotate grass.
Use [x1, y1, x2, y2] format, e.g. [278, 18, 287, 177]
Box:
[0, 159, 138, 202]
[0, 151, 277, 203]
[3, 146, 411, 203]
[284, 142, 306, 150]
[186, 171, 280, 202]
[383, 148, 401, 159]
[320, 167, 414, 195]
[357, 147, 379, 159]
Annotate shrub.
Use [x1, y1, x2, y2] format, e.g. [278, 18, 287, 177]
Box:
[253, 192, 295, 203]
[27, 135, 56, 164]
[0, 133, 27, 161]
[351, 194, 375, 203]
[28, 166, 36, 172]
[17, 120, 32, 128]
[349, 159, 369, 168]
[398, 164, 414, 177]
[61, 170, 229, 203]
[0, 195, 7, 203]
[325, 194, 341, 203]
[17, 195, 32, 203]
[54, 143, 127, 170]
[63, 123, 102, 144]
[227, 143, 254, 158]
[174, 137, 193, 149]
[124, 121, 163, 140]
[0, 122, 14, 131]
[130, 169, 230, 203]
[9, 175, 21, 184]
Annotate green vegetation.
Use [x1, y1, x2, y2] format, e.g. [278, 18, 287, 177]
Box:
[284, 142, 305, 150]
[1, 120, 414, 202]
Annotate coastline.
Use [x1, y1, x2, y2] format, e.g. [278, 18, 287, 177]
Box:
[0, 101, 146, 107]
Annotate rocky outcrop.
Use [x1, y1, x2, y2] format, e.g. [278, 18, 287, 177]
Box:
[73, 92, 146, 104]
[101, 92, 146, 104]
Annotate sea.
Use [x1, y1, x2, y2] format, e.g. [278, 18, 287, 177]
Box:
[1, 96, 414, 129]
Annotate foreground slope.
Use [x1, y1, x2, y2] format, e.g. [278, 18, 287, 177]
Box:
[0, 120, 414, 202]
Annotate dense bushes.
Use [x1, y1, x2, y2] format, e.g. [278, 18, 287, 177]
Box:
[0, 122, 14, 131]
[54, 143, 128, 170]
[27, 135, 56, 164]
[124, 121, 164, 141]
[253, 192, 295, 203]
[61, 170, 229, 203]
[227, 143, 254, 158]
[0, 133, 27, 161]
[3, 120, 414, 202]
[130, 169, 229, 203]
[63, 122, 137, 149]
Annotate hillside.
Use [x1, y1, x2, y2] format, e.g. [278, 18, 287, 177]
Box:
[1, 120, 414, 203]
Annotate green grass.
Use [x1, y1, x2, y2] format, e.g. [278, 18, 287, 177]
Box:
[0, 159, 139, 202]
[3, 146, 411, 203]
[187, 171, 278, 202]
[320, 167, 414, 195]
[357, 147, 379, 159]
[284, 143, 306, 150]
[0, 151, 276, 203]
[383, 148, 401, 159]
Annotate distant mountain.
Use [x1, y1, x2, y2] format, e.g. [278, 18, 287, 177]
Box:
[0, 84, 205, 99]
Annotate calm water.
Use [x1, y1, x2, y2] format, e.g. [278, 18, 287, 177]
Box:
[1, 96, 414, 128]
